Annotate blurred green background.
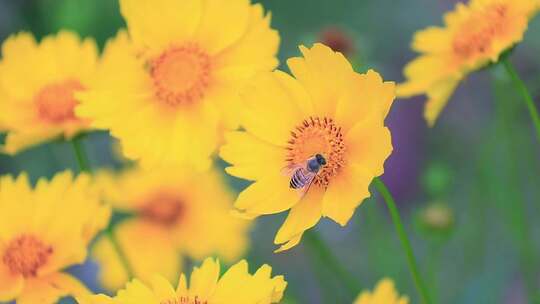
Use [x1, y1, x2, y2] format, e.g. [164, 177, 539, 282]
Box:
[1, 0, 539, 303]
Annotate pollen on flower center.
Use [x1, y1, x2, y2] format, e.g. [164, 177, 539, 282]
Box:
[150, 44, 212, 107]
[35, 80, 85, 123]
[452, 4, 508, 59]
[286, 116, 346, 188]
[140, 192, 185, 226]
[2, 234, 53, 277]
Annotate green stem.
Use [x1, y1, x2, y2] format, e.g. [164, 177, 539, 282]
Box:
[502, 58, 540, 143]
[493, 72, 538, 301]
[106, 227, 135, 280]
[373, 178, 431, 304]
[70, 136, 135, 280]
[71, 136, 90, 172]
[304, 230, 360, 298]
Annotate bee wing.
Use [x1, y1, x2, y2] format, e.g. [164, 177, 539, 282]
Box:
[296, 171, 316, 199]
[281, 163, 304, 177]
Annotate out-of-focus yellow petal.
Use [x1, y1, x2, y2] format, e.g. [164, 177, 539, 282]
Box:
[398, 0, 538, 125]
[353, 278, 409, 304]
[0, 171, 107, 303]
[217, 4, 280, 82]
[424, 77, 461, 126]
[91, 236, 130, 292]
[113, 220, 180, 286]
[195, 0, 250, 54]
[17, 273, 88, 304]
[119, 0, 202, 50]
[78, 0, 279, 168]
[0, 31, 97, 154]
[0, 262, 24, 302]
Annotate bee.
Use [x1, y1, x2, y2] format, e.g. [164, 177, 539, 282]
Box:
[285, 154, 327, 196]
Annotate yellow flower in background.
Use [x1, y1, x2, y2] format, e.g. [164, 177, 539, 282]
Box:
[91, 167, 251, 291]
[77, 0, 279, 170]
[0, 171, 110, 304]
[220, 43, 394, 251]
[0, 31, 97, 154]
[397, 0, 539, 126]
[79, 258, 286, 304]
[353, 278, 408, 304]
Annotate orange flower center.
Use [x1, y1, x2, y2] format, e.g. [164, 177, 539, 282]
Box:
[150, 44, 212, 107]
[35, 80, 85, 123]
[140, 192, 185, 226]
[452, 4, 508, 59]
[286, 116, 346, 188]
[2, 235, 53, 278]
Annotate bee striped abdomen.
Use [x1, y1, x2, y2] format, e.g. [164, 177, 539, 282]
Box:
[290, 168, 311, 189]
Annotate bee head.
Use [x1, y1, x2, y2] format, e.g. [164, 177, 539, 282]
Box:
[315, 154, 327, 166]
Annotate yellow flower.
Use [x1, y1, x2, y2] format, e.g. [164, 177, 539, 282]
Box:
[220, 43, 395, 251]
[78, 258, 286, 304]
[353, 278, 408, 304]
[91, 167, 251, 291]
[397, 0, 539, 126]
[76, 0, 279, 170]
[0, 171, 110, 304]
[0, 31, 98, 154]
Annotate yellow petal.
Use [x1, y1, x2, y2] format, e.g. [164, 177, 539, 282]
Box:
[274, 188, 324, 250]
[76, 294, 117, 304]
[411, 26, 451, 53]
[335, 69, 395, 132]
[91, 235, 130, 292]
[240, 72, 305, 146]
[288, 43, 353, 117]
[211, 260, 249, 301]
[234, 173, 299, 217]
[252, 265, 287, 303]
[274, 234, 302, 253]
[424, 77, 461, 126]
[372, 278, 409, 304]
[216, 3, 279, 80]
[195, 0, 250, 54]
[220, 131, 285, 181]
[0, 262, 24, 302]
[396, 55, 451, 98]
[42, 30, 98, 83]
[119, 0, 202, 50]
[189, 258, 220, 300]
[115, 279, 160, 303]
[114, 220, 181, 286]
[149, 275, 177, 301]
[0, 173, 34, 240]
[322, 164, 372, 226]
[212, 261, 286, 303]
[176, 273, 188, 296]
[272, 70, 314, 116]
[18, 273, 88, 304]
[345, 120, 393, 177]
